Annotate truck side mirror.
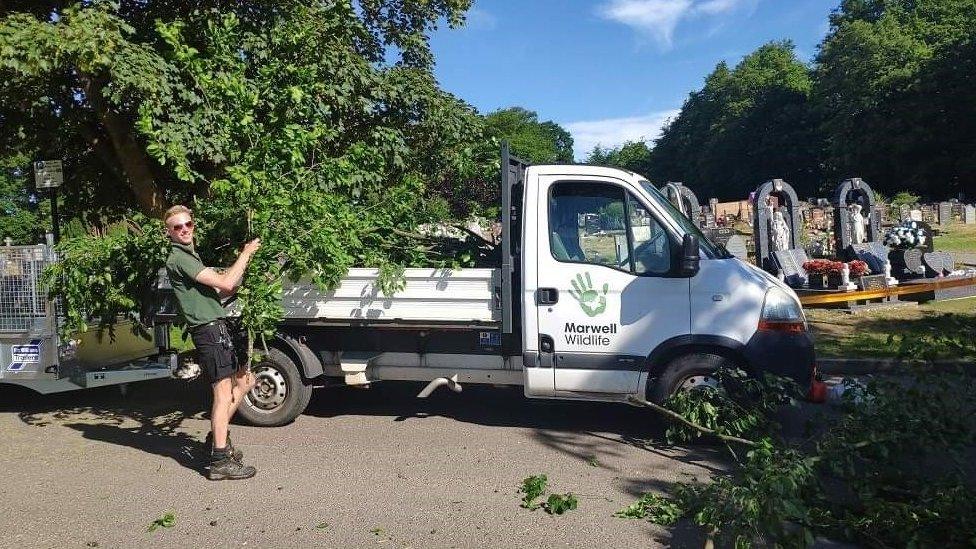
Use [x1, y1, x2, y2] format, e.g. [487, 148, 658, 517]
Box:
[677, 233, 700, 277]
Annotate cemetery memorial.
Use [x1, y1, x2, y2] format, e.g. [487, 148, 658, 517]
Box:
[663, 182, 702, 228]
[751, 178, 810, 287]
[831, 178, 898, 287]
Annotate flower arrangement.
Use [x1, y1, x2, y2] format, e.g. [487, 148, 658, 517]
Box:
[803, 259, 844, 275]
[883, 222, 927, 250]
[848, 260, 870, 277]
[802, 259, 871, 276]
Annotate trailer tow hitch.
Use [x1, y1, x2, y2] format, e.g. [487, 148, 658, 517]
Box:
[417, 375, 463, 398]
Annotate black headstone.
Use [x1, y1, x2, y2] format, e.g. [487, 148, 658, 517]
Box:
[773, 249, 810, 288]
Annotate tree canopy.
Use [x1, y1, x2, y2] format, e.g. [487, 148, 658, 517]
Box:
[483, 107, 574, 164]
[1, 0, 490, 337]
[624, 41, 822, 200]
[590, 0, 976, 201]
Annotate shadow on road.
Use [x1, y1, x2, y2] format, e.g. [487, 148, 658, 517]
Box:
[305, 382, 729, 477]
[2, 380, 211, 476]
[2, 378, 729, 487]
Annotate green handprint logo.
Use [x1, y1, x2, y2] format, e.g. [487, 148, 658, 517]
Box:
[568, 272, 609, 317]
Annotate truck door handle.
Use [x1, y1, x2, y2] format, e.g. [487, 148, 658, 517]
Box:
[537, 288, 559, 305]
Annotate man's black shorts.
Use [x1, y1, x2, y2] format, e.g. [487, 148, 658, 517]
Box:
[190, 319, 239, 383]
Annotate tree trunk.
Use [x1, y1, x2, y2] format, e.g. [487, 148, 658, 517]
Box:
[80, 73, 165, 217]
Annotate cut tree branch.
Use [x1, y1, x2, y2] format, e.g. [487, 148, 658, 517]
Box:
[627, 396, 759, 447]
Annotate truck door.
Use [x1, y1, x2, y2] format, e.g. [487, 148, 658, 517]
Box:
[535, 177, 691, 395]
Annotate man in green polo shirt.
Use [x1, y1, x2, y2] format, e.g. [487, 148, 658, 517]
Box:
[164, 204, 261, 481]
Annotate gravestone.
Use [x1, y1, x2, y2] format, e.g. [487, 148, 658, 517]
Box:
[921, 204, 936, 224]
[663, 182, 702, 228]
[706, 226, 735, 247]
[875, 204, 890, 226]
[965, 205, 975, 225]
[952, 203, 964, 220]
[709, 198, 718, 216]
[724, 234, 748, 260]
[899, 204, 910, 221]
[704, 212, 716, 228]
[810, 207, 827, 230]
[910, 209, 923, 222]
[850, 242, 889, 276]
[832, 178, 882, 260]
[773, 249, 809, 287]
[938, 202, 953, 225]
[752, 178, 803, 275]
[914, 221, 936, 254]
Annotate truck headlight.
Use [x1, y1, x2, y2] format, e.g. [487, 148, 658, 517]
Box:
[758, 288, 806, 333]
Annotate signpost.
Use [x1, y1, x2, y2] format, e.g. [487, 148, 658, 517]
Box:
[33, 160, 63, 243]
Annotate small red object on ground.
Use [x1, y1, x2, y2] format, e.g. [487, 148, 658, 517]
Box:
[807, 377, 827, 403]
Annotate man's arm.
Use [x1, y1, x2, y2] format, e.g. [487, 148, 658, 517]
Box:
[195, 239, 261, 295]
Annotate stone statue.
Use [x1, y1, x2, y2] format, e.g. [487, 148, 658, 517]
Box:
[770, 206, 791, 251]
[848, 203, 868, 244]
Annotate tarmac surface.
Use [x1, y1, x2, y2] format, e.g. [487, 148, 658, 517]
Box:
[0, 379, 727, 548]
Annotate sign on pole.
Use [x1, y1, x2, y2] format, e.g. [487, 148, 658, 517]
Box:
[33, 160, 63, 189]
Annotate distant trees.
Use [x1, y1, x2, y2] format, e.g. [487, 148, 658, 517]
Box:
[648, 42, 821, 200]
[484, 107, 574, 164]
[589, 0, 976, 201]
[815, 0, 976, 199]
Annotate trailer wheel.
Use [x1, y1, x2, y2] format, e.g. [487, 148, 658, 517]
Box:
[237, 347, 313, 427]
[646, 353, 730, 404]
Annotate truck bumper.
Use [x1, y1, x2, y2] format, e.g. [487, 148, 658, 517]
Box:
[743, 329, 817, 390]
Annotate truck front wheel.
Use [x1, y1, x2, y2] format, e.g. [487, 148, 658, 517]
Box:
[646, 352, 731, 404]
[237, 347, 313, 427]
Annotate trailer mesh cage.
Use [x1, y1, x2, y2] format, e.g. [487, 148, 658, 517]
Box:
[0, 245, 52, 332]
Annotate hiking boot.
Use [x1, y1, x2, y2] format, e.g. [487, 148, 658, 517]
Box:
[204, 431, 244, 462]
[208, 457, 257, 481]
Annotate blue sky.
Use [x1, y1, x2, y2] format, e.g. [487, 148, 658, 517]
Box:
[430, 0, 836, 160]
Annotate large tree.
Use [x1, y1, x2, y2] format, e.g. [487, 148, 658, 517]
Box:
[483, 107, 574, 164]
[649, 41, 823, 200]
[0, 1, 489, 336]
[585, 140, 653, 177]
[815, 0, 976, 198]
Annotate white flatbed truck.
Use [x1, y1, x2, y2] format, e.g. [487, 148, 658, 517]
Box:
[224, 145, 817, 426]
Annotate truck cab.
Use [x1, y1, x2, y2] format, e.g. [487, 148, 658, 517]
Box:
[514, 160, 815, 402]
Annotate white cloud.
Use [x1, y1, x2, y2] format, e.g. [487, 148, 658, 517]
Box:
[598, 0, 758, 48]
[464, 7, 497, 31]
[565, 109, 681, 161]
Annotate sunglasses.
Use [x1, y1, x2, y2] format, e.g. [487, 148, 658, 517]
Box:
[169, 220, 195, 232]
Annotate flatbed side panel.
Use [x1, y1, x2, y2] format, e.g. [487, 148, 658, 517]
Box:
[369, 366, 523, 386]
[279, 268, 498, 323]
[281, 324, 510, 357]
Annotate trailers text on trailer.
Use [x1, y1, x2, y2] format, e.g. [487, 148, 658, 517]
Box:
[224, 144, 816, 426]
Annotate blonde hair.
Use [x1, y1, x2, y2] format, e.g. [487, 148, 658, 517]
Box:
[163, 205, 192, 224]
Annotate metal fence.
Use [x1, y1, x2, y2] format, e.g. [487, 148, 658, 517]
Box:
[0, 245, 52, 333]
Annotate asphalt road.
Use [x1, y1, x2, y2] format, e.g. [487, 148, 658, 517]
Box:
[0, 379, 725, 549]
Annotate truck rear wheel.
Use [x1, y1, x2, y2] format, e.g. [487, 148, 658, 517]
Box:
[237, 347, 313, 427]
[647, 352, 730, 404]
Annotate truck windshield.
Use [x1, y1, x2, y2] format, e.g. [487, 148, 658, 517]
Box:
[638, 180, 729, 259]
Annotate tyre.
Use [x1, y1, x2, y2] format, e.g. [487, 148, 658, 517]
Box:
[646, 352, 731, 404]
[236, 347, 313, 427]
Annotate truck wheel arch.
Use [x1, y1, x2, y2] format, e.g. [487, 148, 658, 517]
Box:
[273, 332, 323, 381]
[645, 335, 749, 375]
[643, 335, 751, 401]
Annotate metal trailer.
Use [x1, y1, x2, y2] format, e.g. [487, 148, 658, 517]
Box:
[0, 243, 176, 394]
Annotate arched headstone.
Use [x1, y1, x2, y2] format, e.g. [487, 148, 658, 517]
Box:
[832, 178, 881, 257]
[663, 182, 702, 228]
[752, 178, 803, 276]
